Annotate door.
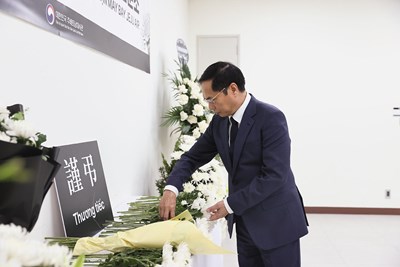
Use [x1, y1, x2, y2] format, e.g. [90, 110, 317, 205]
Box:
[196, 35, 240, 78]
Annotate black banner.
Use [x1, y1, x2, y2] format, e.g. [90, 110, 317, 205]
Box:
[0, 0, 150, 73]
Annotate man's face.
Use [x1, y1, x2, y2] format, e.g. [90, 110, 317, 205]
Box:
[201, 80, 233, 117]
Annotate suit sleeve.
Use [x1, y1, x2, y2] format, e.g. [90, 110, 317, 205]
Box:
[166, 118, 219, 192]
[227, 110, 293, 215]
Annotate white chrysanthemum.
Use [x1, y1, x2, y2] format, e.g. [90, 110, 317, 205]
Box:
[174, 242, 192, 267]
[216, 186, 228, 200]
[201, 160, 220, 172]
[24, 241, 71, 267]
[187, 115, 197, 124]
[162, 242, 174, 264]
[0, 224, 27, 239]
[178, 94, 189, 105]
[204, 182, 215, 193]
[160, 263, 178, 267]
[0, 107, 10, 114]
[180, 111, 188, 121]
[179, 135, 196, 152]
[199, 172, 210, 182]
[41, 244, 71, 267]
[191, 172, 203, 183]
[180, 135, 196, 145]
[198, 120, 208, 133]
[192, 128, 201, 139]
[6, 120, 38, 140]
[208, 194, 220, 204]
[0, 257, 20, 267]
[170, 151, 184, 160]
[210, 159, 221, 170]
[191, 197, 206, 210]
[178, 84, 188, 94]
[183, 182, 195, 193]
[209, 171, 220, 183]
[0, 132, 11, 142]
[192, 104, 204, 117]
[179, 142, 193, 153]
[196, 183, 206, 192]
[1, 118, 12, 130]
[0, 224, 72, 267]
[16, 240, 46, 266]
[0, 107, 10, 121]
[199, 162, 212, 172]
[181, 200, 188, 206]
[204, 189, 217, 204]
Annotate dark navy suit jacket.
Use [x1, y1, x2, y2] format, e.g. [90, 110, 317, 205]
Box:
[167, 95, 308, 250]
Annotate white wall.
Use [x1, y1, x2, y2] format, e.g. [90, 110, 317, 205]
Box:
[188, 0, 400, 208]
[0, 0, 188, 238]
[2, 0, 400, 240]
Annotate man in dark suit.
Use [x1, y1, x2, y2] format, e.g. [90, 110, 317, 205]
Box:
[159, 61, 308, 267]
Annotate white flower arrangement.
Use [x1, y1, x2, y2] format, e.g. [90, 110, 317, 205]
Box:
[157, 60, 227, 229]
[0, 106, 46, 148]
[0, 223, 81, 267]
[156, 242, 192, 267]
[0, 107, 75, 265]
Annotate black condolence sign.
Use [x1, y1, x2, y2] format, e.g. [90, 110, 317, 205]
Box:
[0, 0, 150, 73]
[54, 141, 113, 237]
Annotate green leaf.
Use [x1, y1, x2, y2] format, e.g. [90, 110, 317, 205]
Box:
[180, 62, 192, 80]
[180, 125, 191, 135]
[11, 111, 24, 120]
[161, 106, 182, 128]
[72, 255, 85, 267]
[36, 133, 47, 147]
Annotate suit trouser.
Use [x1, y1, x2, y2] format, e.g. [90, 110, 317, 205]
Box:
[235, 216, 301, 267]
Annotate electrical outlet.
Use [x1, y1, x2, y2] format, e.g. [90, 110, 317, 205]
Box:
[385, 189, 391, 199]
[394, 107, 400, 117]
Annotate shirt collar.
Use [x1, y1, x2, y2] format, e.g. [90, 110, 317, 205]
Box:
[231, 92, 251, 126]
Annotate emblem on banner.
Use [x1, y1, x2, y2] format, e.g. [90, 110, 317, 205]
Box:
[176, 39, 189, 65]
[46, 4, 55, 25]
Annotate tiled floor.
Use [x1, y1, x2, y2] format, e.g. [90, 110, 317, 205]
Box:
[223, 214, 400, 267]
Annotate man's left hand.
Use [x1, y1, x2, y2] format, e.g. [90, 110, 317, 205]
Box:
[206, 200, 228, 221]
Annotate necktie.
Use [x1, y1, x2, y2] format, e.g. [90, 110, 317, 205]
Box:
[229, 117, 238, 160]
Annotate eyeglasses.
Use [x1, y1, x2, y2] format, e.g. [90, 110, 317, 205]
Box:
[204, 87, 227, 104]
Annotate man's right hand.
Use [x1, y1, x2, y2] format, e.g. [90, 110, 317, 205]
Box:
[159, 190, 177, 220]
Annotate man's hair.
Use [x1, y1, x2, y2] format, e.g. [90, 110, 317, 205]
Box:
[198, 61, 246, 92]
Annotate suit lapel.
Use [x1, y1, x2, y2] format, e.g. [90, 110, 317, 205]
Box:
[232, 97, 256, 173]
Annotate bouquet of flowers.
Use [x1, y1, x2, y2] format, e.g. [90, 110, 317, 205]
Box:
[0, 104, 60, 231]
[0, 223, 84, 267]
[156, 61, 227, 230]
[49, 198, 233, 267]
